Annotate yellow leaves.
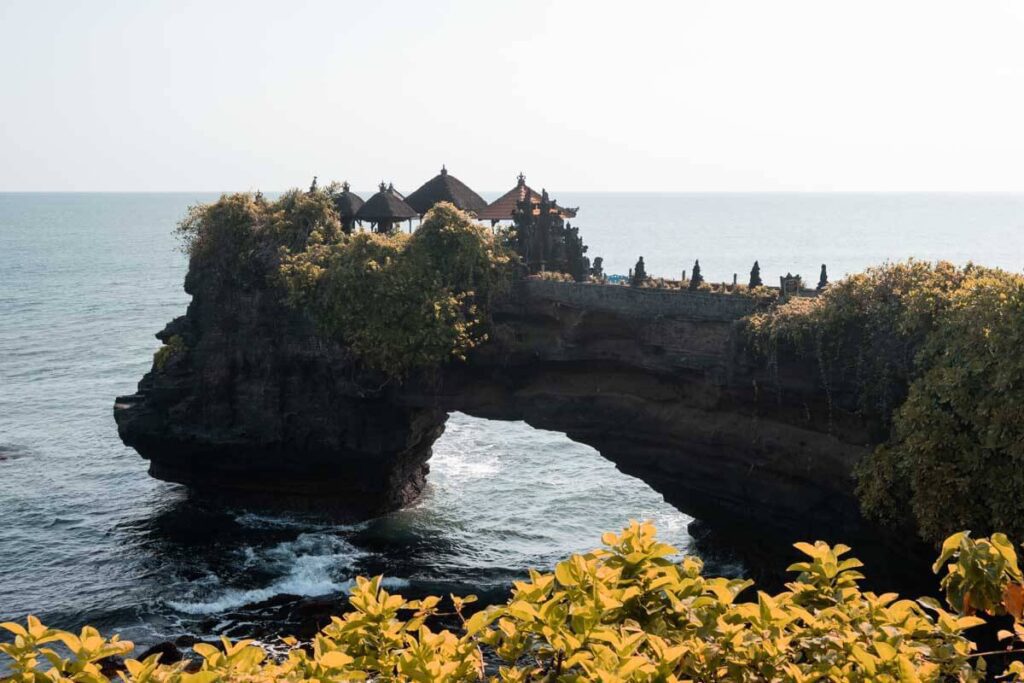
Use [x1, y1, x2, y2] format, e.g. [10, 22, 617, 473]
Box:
[955, 615, 986, 630]
[26, 615, 48, 640]
[992, 533, 1023, 581]
[0, 524, 1010, 682]
[705, 577, 751, 605]
[506, 601, 540, 622]
[554, 561, 577, 587]
[191, 643, 219, 660]
[318, 650, 353, 669]
[177, 672, 219, 683]
[792, 541, 822, 559]
[933, 532, 968, 574]
[463, 609, 496, 637]
[873, 640, 898, 661]
[0, 621, 29, 638]
[850, 643, 878, 675]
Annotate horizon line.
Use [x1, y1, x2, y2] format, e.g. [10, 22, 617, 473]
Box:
[4, 189, 1024, 195]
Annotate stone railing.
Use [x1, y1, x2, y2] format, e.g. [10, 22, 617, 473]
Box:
[521, 279, 767, 322]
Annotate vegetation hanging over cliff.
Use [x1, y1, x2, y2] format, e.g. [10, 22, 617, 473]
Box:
[176, 189, 344, 278]
[745, 261, 1024, 543]
[174, 189, 512, 377]
[14, 522, 1024, 681]
[279, 202, 513, 376]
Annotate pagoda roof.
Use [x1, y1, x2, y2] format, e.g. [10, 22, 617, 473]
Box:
[405, 166, 487, 215]
[332, 181, 364, 219]
[476, 173, 578, 222]
[355, 182, 418, 223]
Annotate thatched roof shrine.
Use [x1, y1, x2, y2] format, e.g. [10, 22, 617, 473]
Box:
[405, 166, 487, 216]
[355, 182, 418, 231]
[332, 181, 364, 220]
[476, 173, 578, 223]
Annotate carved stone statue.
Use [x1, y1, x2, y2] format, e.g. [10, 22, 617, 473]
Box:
[749, 260, 762, 288]
[631, 257, 647, 286]
[817, 264, 828, 291]
[780, 272, 803, 297]
[689, 260, 703, 290]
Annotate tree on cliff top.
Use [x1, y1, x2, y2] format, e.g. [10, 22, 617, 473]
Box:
[279, 201, 512, 376]
[175, 190, 512, 378]
[745, 260, 1024, 543]
[175, 189, 342, 283]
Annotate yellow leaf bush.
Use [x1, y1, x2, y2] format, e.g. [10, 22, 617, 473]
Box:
[10, 522, 1024, 682]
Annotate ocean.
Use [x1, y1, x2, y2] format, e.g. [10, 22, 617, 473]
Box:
[2, 191, 1023, 647]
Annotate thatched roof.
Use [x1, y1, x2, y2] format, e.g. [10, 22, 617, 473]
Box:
[333, 181, 364, 219]
[405, 166, 487, 215]
[476, 173, 578, 222]
[355, 182, 418, 222]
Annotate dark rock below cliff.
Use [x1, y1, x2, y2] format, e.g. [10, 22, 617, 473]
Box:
[116, 265, 925, 581]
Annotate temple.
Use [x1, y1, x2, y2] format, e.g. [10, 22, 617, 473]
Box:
[334, 170, 591, 280]
[404, 166, 487, 216]
[332, 181, 364, 234]
[323, 169, 825, 297]
[510, 188, 590, 281]
[354, 182, 417, 234]
[477, 173, 577, 224]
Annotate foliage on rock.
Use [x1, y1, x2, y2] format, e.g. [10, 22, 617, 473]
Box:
[861, 269, 1024, 541]
[152, 335, 186, 371]
[14, 522, 1024, 682]
[174, 189, 512, 377]
[175, 191, 342, 284]
[745, 260, 1024, 543]
[745, 260, 970, 429]
[279, 202, 512, 376]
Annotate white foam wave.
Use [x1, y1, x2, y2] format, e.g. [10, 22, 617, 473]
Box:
[168, 572, 412, 616]
[232, 511, 355, 531]
[166, 533, 372, 616]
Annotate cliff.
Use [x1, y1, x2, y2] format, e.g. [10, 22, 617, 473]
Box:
[115, 258, 880, 547]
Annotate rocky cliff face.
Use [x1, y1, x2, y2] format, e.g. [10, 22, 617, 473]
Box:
[116, 258, 878, 546]
[114, 260, 446, 518]
[423, 281, 873, 542]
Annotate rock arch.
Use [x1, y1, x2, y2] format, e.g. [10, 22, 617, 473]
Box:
[116, 278, 872, 547]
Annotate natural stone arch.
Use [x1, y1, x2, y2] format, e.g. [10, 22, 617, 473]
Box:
[116, 279, 867, 544]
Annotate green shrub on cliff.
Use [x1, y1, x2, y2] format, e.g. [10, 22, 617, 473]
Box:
[175, 190, 341, 283]
[13, 522, 1024, 682]
[152, 335, 186, 371]
[279, 202, 512, 376]
[860, 269, 1024, 541]
[745, 261, 1024, 543]
[175, 190, 512, 377]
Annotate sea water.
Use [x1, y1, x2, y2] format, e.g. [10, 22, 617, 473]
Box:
[2, 191, 1023, 646]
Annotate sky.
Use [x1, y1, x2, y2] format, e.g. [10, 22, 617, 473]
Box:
[2, 0, 1024, 192]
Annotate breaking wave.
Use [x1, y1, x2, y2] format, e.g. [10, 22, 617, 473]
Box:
[166, 533, 384, 616]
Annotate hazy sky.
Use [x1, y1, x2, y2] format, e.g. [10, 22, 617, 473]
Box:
[3, 1, 1024, 192]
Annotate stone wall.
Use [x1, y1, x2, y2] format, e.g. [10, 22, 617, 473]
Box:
[522, 279, 765, 322]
